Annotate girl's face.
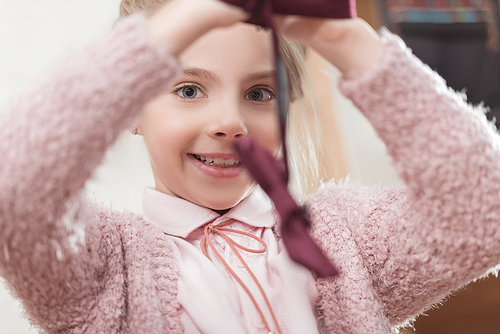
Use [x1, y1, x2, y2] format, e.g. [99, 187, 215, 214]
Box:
[138, 23, 280, 211]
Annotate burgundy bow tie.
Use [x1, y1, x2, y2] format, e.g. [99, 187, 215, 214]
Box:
[226, 0, 355, 277]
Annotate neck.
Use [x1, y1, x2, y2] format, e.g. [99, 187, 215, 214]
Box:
[212, 208, 230, 216]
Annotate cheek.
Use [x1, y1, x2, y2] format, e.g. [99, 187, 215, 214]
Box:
[147, 121, 198, 167]
[247, 112, 281, 154]
[141, 103, 198, 168]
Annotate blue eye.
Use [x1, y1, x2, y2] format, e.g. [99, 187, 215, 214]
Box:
[245, 88, 274, 102]
[175, 85, 205, 99]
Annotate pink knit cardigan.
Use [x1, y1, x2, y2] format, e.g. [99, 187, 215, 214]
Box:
[1, 15, 500, 334]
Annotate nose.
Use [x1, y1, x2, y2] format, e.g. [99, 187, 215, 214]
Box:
[206, 102, 248, 141]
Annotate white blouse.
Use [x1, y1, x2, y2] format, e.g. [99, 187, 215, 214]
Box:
[143, 187, 320, 334]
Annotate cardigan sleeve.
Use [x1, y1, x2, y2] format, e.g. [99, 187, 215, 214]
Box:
[0, 15, 179, 331]
[310, 31, 500, 325]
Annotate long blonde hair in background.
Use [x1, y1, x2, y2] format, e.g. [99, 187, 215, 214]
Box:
[120, 0, 323, 198]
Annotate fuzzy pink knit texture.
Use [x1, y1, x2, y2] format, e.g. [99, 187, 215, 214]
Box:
[0, 15, 183, 333]
[1, 14, 500, 334]
[308, 30, 500, 332]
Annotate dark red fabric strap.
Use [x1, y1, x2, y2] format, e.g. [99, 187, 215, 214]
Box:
[233, 138, 339, 278]
[223, 0, 354, 277]
[221, 0, 356, 27]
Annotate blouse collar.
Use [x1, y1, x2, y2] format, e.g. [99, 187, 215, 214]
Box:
[142, 187, 276, 238]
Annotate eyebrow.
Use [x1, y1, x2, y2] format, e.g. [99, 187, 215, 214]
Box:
[182, 68, 220, 84]
[181, 67, 276, 85]
[243, 70, 277, 84]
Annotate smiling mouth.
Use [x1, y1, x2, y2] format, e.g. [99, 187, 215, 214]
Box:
[192, 154, 242, 167]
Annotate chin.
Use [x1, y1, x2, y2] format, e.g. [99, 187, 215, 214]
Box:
[195, 186, 255, 212]
[199, 197, 242, 211]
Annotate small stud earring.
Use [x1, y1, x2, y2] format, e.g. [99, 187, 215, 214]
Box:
[131, 128, 138, 135]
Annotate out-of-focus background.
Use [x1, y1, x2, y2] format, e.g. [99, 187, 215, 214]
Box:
[0, 0, 499, 333]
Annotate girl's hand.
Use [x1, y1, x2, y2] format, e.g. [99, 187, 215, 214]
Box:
[274, 16, 385, 76]
[147, 0, 250, 57]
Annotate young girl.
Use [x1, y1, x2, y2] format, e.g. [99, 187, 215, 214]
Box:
[1, 0, 500, 333]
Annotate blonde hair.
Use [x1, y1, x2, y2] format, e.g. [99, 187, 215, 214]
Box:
[120, 0, 322, 197]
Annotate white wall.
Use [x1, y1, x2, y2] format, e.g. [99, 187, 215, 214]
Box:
[0, 1, 399, 332]
[334, 82, 399, 186]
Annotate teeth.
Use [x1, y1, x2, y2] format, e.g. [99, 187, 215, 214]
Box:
[194, 154, 240, 167]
